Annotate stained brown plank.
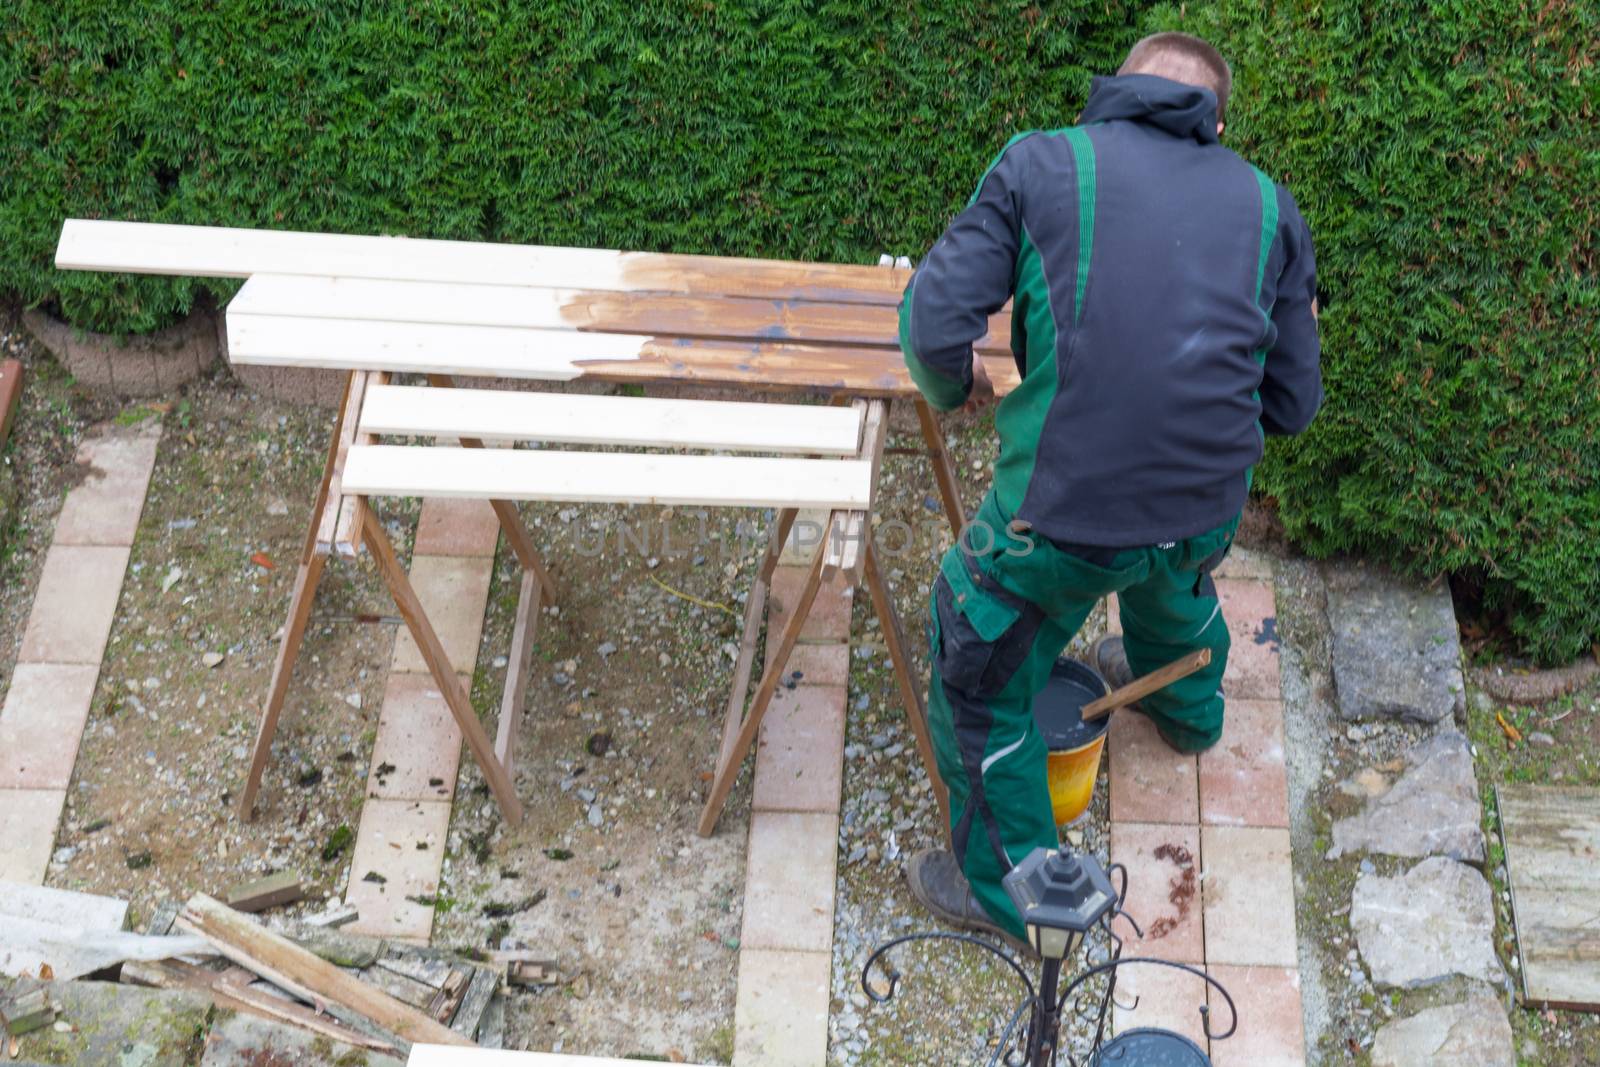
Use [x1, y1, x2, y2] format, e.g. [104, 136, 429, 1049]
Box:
[1497, 783, 1600, 1009]
[0, 359, 21, 449]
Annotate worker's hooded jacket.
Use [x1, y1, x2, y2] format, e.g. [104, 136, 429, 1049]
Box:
[900, 74, 1322, 547]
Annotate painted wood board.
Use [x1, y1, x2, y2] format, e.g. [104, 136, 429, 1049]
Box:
[340, 445, 875, 511]
[1496, 783, 1600, 1010]
[224, 312, 1023, 397]
[56, 218, 910, 305]
[229, 273, 1011, 355]
[0, 359, 20, 449]
[358, 384, 862, 455]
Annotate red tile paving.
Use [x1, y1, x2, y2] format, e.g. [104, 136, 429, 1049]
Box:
[0, 664, 101, 790]
[1108, 708, 1199, 825]
[17, 545, 131, 666]
[752, 684, 847, 814]
[1109, 822, 1204, 964]
[1200, 826, 1298, 968]
[767, 566, 855, 643]
[1216, 578, 1282, 700]
[1200, 699, 1289, 828]
[1206, 965, 1307, 1067]
[411, 496, 502, 557]
[1113, 963, 1212, 1048]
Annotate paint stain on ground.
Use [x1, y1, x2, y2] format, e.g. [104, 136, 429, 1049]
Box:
[1253, 615, 1280, 651]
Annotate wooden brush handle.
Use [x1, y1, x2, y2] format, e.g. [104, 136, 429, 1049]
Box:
[1080, 648, 1212, 722]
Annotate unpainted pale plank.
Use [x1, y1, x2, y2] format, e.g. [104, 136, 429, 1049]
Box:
[341, 446, 874, 511]
[1498, 784, 1600, 1009]
[358, 383, 862, 455]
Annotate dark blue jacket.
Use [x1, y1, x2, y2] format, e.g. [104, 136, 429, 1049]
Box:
[900, 74, 1322, 547]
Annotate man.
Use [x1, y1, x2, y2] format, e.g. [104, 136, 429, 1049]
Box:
[898, 32, 1321, 946]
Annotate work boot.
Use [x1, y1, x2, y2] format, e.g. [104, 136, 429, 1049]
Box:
[1088, 635, 1215, 754]
[906, 849, 1033, 957]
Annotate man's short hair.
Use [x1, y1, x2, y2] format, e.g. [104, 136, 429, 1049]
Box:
[1118, 32, 1232, 121]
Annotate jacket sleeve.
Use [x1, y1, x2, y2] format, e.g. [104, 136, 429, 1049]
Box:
[899, 137, 1029, 411]
[1259, 189, 1322, 436]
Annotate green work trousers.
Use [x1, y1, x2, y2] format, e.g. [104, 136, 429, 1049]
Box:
[926, 492, 1239, 939]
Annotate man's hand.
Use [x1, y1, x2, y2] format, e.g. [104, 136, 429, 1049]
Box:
[962, 354, 995, 413]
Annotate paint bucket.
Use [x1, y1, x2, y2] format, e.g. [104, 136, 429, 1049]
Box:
[1033, 658, 1110, 827]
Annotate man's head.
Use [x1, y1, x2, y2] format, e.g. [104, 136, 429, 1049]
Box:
[1118, 32, 1232, 130]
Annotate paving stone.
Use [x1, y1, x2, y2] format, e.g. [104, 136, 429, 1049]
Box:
[1331, 732, 1484, 863]
[17, 545, 131, 665]
[1105, 593, 1121, 634]
[412, 497, 501, 558]
[1112, 963, 1210, 1047]
[53, 430, 161, 546]
[391, 555, 494, 674]
[344, 798, 452, 942]
[1201, 826, 1298, 967]
[1200, 699, 1289, 828]
[740, 811, 838, 952]
[752, 684, 846, 814]
[734, 948, 831, 1067]
[1326, 563, 1465, 724]
[768, 565, 855, 643]
[762, 641, 850, 687]
[1370, 990, 1515, 1067]
[1213, 545, 1273, 581]
[0, 663, 100, 789]
[366, 673, 467, 801]
[1109, 709, 1198, 825]
[0, 788, 67, 884]
[1207, 964, 1306, 1067]
[1109, 822, 1203, 963]
[1351, 856, 1502, 988]
[1216, 578, 1282, 700]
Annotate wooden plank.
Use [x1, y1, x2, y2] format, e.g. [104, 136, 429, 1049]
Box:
[447, 967, 497, 1037]
[409, 1046, 717, 1066]
[225, 872, 304, 913]
[57, 218, 913, 305]
[1497, 784, 1600, 1009]
[230, 273, 1010, 355]
[341, 446, 875, 512]
[1080, 649, 1213, 722]
[223, 312, 1023, 398]
[174, 893, 473, 1048]
[0, 359, 21, 450]
[315, 371, 372, 552]
[359, 384, 863, 456]
[497, 572, 540, 772]
[122, 958, 398, 1054]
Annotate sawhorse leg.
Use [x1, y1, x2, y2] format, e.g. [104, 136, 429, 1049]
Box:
[915, 397, 966, 533]
[238, 373, 353, 820]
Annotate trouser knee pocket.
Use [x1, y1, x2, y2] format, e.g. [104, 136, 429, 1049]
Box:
[932, 559, 1043, 699]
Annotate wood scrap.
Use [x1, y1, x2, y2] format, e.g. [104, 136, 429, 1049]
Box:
[225, 871, 305, 913]
[304, 903, 360, 929]
[143, 899, 180, 937]
[447, 966, 498, 1039]
[426, 966, 470, 1024]
[174, 893, 472, 1048]
[1, 985, 56, 1037]
[122, 958, 396, 1054]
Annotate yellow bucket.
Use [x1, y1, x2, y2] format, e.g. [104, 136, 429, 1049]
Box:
[1034, 659, 1110, 827]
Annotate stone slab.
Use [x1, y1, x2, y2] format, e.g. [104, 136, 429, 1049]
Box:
[1201, 826, 1298, 968]
[344, 798, 452, 943]
[752, 684, 846, 813]
[1207, 964, 1306, 1067]
[1109, 822, 1203, 963]
[0, 881, 128, 932]
[734, 948, 830, 1067]
[0, 664, 101, 790]
[366, 673, 466, 802]
[1326, 564, 1465, 724]
[1199, 698, 1289, 828]
[1332, 732, 1484, 863]
[1112, 962, 1210, 1048]
[53, 430, 160, 547]
[5, 980, 212, 1066]
[1370, 990, 1514, 1067]
[740, 811, 838, 953]
[413, 497, 501, 558]
[0, 789, 66, 885]
[391, 555, 494, 675]
[1351, 856, 1502, 988]
[1497, 783, 1600, 1008]
[1109, 708, 1198, 825]
[1216, 578, 1282, 700]
[17, 545, 131, 665]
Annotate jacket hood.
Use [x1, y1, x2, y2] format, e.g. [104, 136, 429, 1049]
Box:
[1079, 74, 1220, 144]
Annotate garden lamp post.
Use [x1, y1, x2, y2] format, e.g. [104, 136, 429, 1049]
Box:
[1002, 844, 1117, 1067]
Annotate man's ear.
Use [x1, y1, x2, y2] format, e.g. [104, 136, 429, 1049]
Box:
[1216, 122, 1225, 138]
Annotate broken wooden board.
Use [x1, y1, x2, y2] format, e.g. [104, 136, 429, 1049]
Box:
[1, 984, 56, 1036]
[225, 871, 304, 913]
[1496, 783, 1600, 1010]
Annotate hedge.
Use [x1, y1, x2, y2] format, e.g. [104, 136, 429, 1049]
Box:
[3, 2, 1596, 661]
